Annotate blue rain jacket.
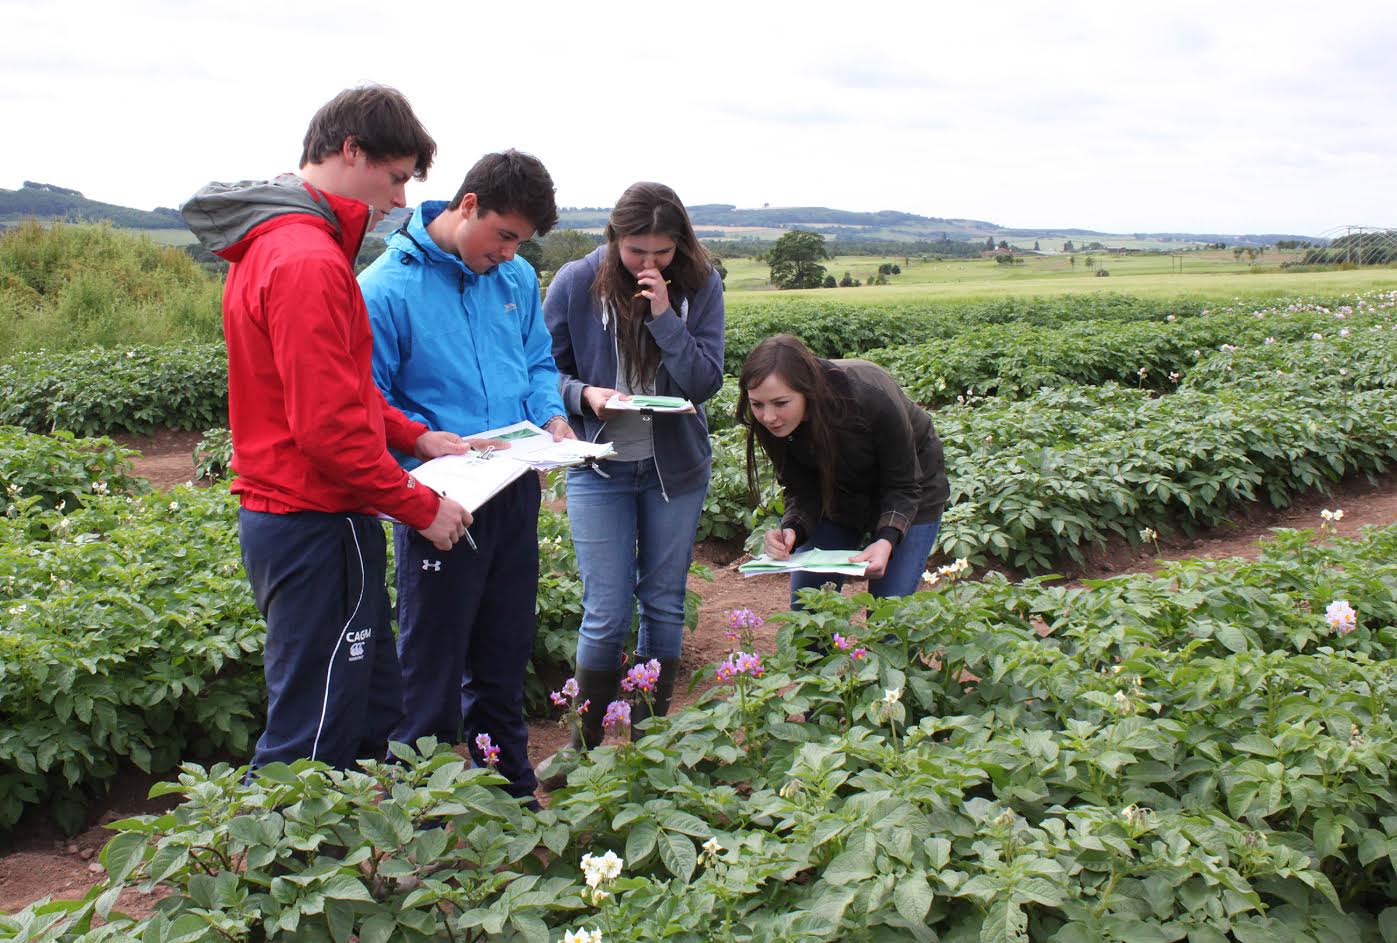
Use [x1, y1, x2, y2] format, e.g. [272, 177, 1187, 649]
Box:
[360, 201, 565, 469]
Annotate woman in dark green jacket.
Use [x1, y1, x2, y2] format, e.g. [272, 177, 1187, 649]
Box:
[736, 334, 949, 606]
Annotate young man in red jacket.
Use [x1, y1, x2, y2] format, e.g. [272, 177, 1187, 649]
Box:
[181, 85, 474, 771]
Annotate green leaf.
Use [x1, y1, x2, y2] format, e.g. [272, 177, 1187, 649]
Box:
[359, 809, 402, 850]
[894, 871, 934, 922]
[100, 830, 148, 882]
[626, 820, 659, 864]
[1359, 830, 1389, 866]
[325, 899, 355, 943]
[810, 885, 859, 927]
[657, 830, 697, 882]
[1314, 816, 1343, 861]
[1187, 929, 1230, 943]
[414, 827, 449, 865]
[1015, 876, 1063, 908]
[1214, 624, 1248, 653]
[925, 837, 951, 871]
[320, 873, 373, 902]
[658, 809, 711, 837]
[1378, 907, 1397, 943]
[358, 912, 396, 943]
[981, 898, 1028, 943]
[510, 913, 550, 943]
[824, 843, 876, 886]
[1232, 734, 1277, 757]
[1227, 785, 1260, 820]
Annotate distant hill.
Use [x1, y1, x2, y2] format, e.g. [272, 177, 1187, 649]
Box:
[0, 181, 183, 229]
[1, 182, 1322, 248]
[559, 204, 1319, 248]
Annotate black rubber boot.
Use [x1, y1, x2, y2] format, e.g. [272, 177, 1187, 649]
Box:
[575, 665, 623, 749]
[537, 665, 622, 790]
[629, 657, 680, 740]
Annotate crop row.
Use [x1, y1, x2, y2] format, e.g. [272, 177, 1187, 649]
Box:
[0, 431, 585, 833]
[0, 344, 227, 436]
[7, 292, 1387, 437]
[14, 522, 1395, 940]
[721, 292, 1220, 375]
[0, 426, 146, 511]
[869, 293, 1397, 408]
[936, 378, 1397, 572]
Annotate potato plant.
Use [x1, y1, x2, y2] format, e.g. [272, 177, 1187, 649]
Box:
[12, 523, 1395, 941]
[0, 344, 228, 436]
[0, 489, 584, 834]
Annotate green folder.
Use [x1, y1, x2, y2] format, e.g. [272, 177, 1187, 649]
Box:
[738, 549, 868, 577]
[625, 395, 690, 409]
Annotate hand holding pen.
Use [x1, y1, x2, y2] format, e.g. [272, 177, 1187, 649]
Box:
[633, 267, 671, 317]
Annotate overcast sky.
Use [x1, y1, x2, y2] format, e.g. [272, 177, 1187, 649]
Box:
[3, 0, 1393, 237]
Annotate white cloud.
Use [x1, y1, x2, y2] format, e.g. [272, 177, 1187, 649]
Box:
[1, 0, 1393, 235]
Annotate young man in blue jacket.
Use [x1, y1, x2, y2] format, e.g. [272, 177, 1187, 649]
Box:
[359, 150, 569, 802]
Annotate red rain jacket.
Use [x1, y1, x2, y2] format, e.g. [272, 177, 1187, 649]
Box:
[191, 177, 440, 529]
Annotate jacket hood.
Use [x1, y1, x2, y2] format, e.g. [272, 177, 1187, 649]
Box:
[180, 174, 366, 263]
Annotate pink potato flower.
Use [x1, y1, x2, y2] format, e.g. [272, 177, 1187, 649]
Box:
[474, 732, 500, 767]
[621, 659, 662, 694]
[602, 700, 631, 732]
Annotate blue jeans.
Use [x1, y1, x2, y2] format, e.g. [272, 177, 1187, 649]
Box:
[566, 459, 708, 671]
[790, 516, 943, 609]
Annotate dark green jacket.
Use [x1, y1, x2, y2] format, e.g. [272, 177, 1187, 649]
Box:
[771, 359, 949, 545]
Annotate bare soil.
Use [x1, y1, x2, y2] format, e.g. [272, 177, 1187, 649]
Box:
[5, 431, 1396, 915]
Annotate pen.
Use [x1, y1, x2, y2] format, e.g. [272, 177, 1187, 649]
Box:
[439, 487, 478, 551]
[632, 279, 671, 298]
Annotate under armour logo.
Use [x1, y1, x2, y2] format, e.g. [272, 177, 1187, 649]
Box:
[422, 560, 442, 571]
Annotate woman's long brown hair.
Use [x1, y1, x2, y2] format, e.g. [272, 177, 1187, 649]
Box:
[736, 334, 841, 514]
[592, 182, 711, 388]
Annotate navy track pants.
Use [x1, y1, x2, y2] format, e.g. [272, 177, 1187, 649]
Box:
[239, 509, 403, 771]
[391, 473, 540, 798]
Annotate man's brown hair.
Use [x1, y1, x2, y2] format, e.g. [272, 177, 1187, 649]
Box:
[300, 85, 436, 181]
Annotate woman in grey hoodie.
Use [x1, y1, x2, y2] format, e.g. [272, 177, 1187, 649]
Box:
[542, 182, 725, 763]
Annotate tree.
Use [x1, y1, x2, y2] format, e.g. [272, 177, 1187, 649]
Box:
[767, 230, 829, 289]
[985, 236, 996, 251]
[1063, 240, 1075, 252]
[1034, 240, 1040, 251]
[517, 238, 544, 272]
[839, 271, 860, 287]
[822, 274, 837, 288]
[540, 229, 598, 274]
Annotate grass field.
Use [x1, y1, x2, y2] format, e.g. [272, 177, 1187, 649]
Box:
[720, 251, 1397, 302]
[139, 227, 199, 246]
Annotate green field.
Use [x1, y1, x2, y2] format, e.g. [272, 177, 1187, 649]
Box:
[721, 250, 1397, 302]
[140, 227, 198, 246]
